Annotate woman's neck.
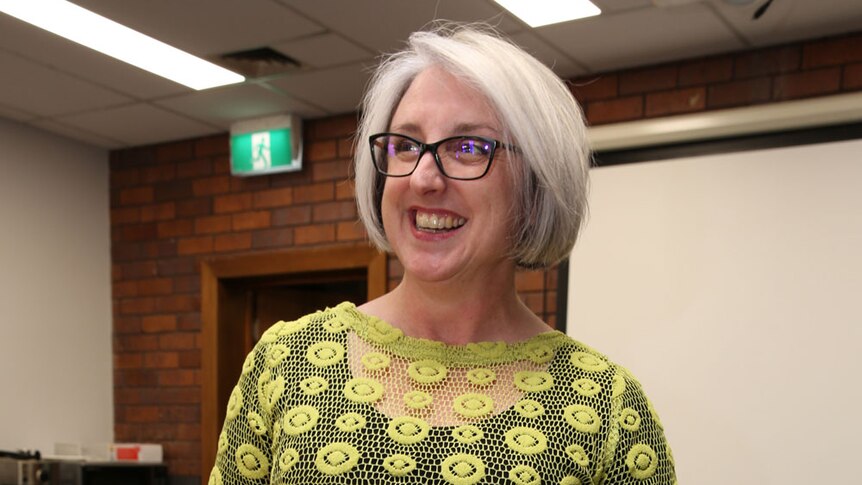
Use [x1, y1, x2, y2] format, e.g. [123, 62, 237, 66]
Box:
[360, 264, 550, 345]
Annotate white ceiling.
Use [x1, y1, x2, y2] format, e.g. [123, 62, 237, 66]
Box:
[1, 0, 860, 149]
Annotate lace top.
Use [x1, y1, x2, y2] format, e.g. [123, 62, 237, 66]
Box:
[209, 302, 676, 484]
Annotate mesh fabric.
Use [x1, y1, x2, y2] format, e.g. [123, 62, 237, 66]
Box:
[210, 302, 675, 484]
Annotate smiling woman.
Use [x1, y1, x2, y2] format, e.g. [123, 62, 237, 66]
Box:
[209, 22, 676, 485]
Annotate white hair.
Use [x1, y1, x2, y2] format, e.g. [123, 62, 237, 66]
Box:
[355, 23, 590, 268]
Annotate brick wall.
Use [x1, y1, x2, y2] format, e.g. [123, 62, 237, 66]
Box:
[571, 32, 862, 125]
[109, 30, 861, 481]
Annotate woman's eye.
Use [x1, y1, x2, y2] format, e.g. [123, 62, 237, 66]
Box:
[455, 138, 490, 156]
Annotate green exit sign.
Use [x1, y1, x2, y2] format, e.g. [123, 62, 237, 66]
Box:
[230, 115, 302, 176]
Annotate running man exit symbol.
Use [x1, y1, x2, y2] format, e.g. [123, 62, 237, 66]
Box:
[251, 131, 271, 169]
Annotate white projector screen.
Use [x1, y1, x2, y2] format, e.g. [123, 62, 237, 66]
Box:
[567, 136, 862, 484]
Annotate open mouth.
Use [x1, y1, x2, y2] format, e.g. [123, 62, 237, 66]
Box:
[413, 209, 466, 233]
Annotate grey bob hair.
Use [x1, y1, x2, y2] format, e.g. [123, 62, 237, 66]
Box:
[354, 23, 591, 269]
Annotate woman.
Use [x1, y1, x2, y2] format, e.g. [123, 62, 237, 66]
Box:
[210, 24, 675, 484]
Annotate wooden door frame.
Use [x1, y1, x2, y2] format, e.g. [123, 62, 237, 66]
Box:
[199, 244, 387, 482]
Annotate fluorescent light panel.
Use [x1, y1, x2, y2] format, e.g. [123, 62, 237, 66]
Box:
[0, 0, 244, 90]
[494, 0, 601, 27]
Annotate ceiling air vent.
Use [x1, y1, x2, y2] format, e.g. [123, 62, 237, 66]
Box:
[213, 47, 301, 79]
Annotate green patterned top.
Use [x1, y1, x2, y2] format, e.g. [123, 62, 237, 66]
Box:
[209, 302, 675, 484]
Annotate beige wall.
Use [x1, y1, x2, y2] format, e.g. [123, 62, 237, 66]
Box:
[0, 117, 113, 453]
[568, 137, 862, 483]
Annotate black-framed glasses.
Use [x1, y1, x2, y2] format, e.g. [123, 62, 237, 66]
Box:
[369, 132, 518, 181]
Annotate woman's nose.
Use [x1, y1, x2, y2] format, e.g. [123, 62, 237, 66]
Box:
[409, 150, 446, 193]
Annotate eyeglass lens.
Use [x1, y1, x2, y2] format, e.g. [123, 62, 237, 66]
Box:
[372, 134, 493, 179]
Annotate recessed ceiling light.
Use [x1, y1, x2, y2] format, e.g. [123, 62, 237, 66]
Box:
[0, 0, 244, 90]
[493, 0, 601, 28]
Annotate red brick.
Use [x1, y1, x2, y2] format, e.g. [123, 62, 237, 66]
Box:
[142, 315, 177, 333]
[251, 228, 293, 249]
[140, 164, 176, 183]
[214, 193, 253, 214]
[111, 207, 140, 225]
[158, 369, 198, 386]
[773, 67, 841, 100]
[313, 201, 356, 222]
[140, 202, 175, 222]
[307, 114, 357, 139]
[116, 368, 158, 387]
[157, 219, 194, 238]
[156, 141, 193, 163]
[306, 140, 337, 162]
[678, 57, 733, 86]
[586, 96, 644, 125]
[158, 333, 198, 351]
[192, 175, 231, 196]
[294, 182, 334, 203]
[545, 290, 557, 314]
[802, 34, 862, 68]
[178, 349, 201, 368]
[135, 278, 173, 296]
[154, 181, 193, 202]
[143, 240, 176, 258]
[178, 312, 201, 331]
[160, 407, 200, 424]
[111, 168, 140, 188]
[735, 46, 800, 78]
[645, 87, 706, 117]
[337, 138, 354, 158]
[157, 257, 195, 276]
[177, 236, 213, 255]
[115, 353, 143, 369]
[194, 134, 228, 157]
[253, 187, 293, 208]
[295, 224, 335, 245]
[232, 211, 271, 230]
[120, 223, 157, 242]
[176, 198, 212, 217]
[569, 74, 618, 102]
[214, 233, 252, 252]
[335, 180, 355, 200]
[194, 214, 231, 234]
[174, 275, 200, 293]
[176, 159, 213, 179]
[336, 221, 366, 242]
[272, 205, 312, 226]
[115, 334, 159, 352]
[113, 280, 137, 298]
[144, 351, 179, 368]
[230, 175, 270, 192]
[124, 405, 161, 423]
[155, 295, 197, 313]
[119, 298, 155, 315]
[312, 160, 350, 182]
[707, 77, 772, 108]
[119, 187, 154, 205]
[844, 63, 862, 89]
[516, 271, 545, 292]
[213, 155, 231, 175]
[619, 66, 677, 94]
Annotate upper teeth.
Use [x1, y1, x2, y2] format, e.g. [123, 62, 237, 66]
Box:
[416, 211, 466, 230]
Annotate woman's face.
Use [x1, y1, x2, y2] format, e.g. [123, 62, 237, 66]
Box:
[380, 66, 516, 283]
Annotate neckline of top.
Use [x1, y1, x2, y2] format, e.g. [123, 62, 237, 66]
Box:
[332, 301, 572, 366]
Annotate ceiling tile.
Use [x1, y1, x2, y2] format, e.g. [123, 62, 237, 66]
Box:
[279, 0, 524, 53]
[72, 0, 325, 56]
[591, 0, 653, 13]
[712, 0, 862, 47]
[267, 63, 373, 114]
[31, 119, 125, 149]
[0, 50, 132, 116]
[272, 33, 374, 68]
[537, 4, 746, 72]
[509, 31, 589, 79]
[0, 15, 187, 99]
[0, 103, 37, 123]
[57, 104, 219, 147]
[155, 83, 326, 128]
